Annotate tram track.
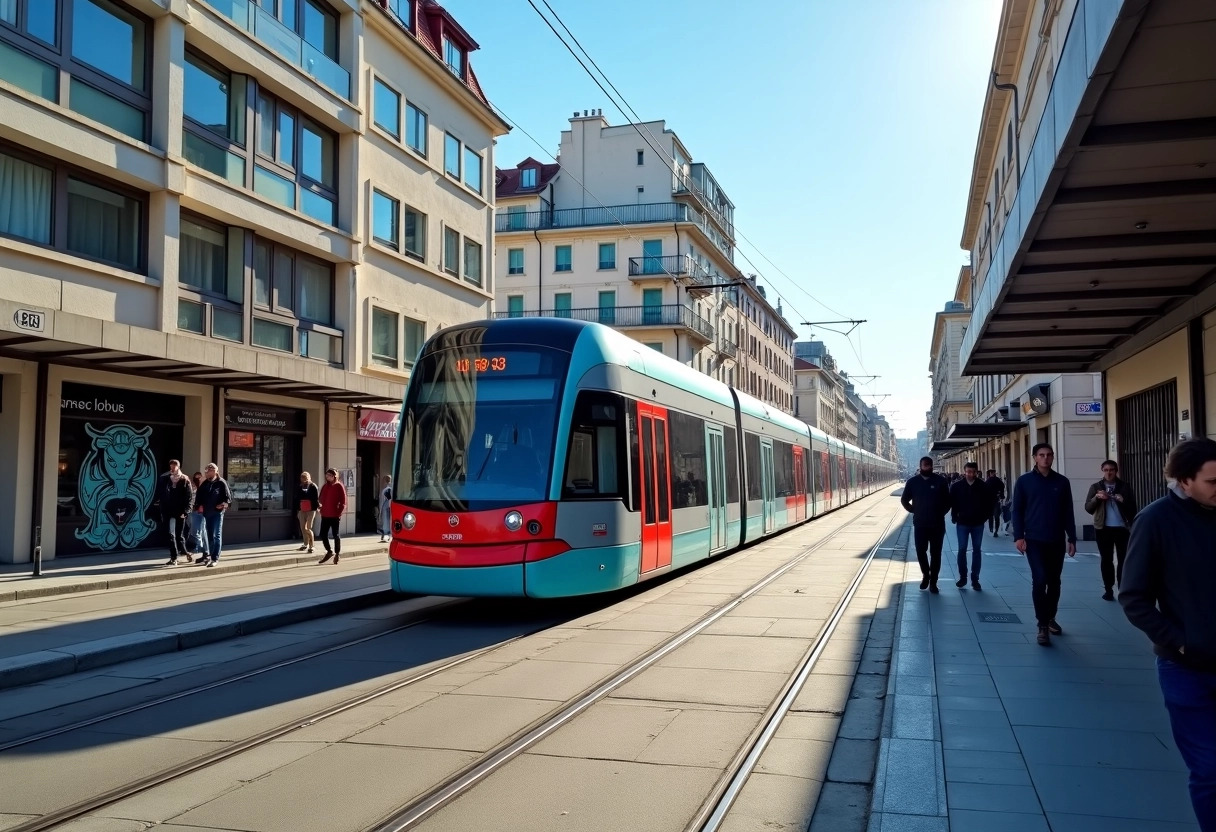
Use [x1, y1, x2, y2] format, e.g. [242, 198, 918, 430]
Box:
[9, 491, 899, 832]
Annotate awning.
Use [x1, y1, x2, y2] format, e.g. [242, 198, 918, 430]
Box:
[929, 439, 977, 453]
[945, 422, 1024, 440]
[357, 408, 400, 442]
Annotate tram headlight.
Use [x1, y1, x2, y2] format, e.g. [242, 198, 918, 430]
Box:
[504, 511, 524, 532]
[402, 512, 417, 531]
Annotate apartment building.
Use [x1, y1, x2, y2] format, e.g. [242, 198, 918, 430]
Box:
[956, 0, 1212, 530]
[493, 111, 796, 414]
[0, 0, 507, 561]
[928, 267, 975, 452]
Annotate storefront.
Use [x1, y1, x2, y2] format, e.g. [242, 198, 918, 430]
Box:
[355, 408, 398, 533]
[223, 402, 306, 545]
[56, 382, 185, 557]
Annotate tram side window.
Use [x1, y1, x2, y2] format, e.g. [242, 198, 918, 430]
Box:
[744, 432, 762, 500]
[668, 410, 708, 508]
[773, 440, 794, 497]
[813, 450, 825, 493]
[724, 426, 740, 503]
[562, 392, 627, 499]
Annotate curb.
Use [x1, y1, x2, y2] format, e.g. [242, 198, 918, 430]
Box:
[0, 545, 389, 604]
[0, 585, 400, 691]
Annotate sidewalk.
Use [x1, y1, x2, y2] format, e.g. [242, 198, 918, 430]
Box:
[0, 536, 403, 690]
[870, 529, 1195, 831]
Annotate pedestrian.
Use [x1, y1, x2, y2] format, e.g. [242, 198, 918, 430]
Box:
[901, 456, 952, 593]
[317, 467, 347, 564]
[296, 472, 320, 554]
[985, 469, 1006, 536]
[1011, 443, 1076, 646]
[155, 459, 195, 566]
[950, 461, 990, 591]
[195, 463, 232, 567]
[1084, 459, 1137, 601]
[1120, 438, 1216, 831]
[378, 474, 393, 544]
[187, 471, 207, 555]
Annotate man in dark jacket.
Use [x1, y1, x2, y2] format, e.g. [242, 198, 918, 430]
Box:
[1084, 460, 1137, 601]
[985, 469, 1006, 536]
[950, 462, 991, 591]
[1012, 443, 1076, 645]
[195, 463, 232, 567]
[901, 456, 951, 593]
[1121, 438, 1216, 831]
[155, 459, 194, 566]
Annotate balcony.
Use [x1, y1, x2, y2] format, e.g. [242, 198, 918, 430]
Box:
[673, 162, 735, 239]
[496, 202, 692, 233]
[205, 0, 351, 100]
[494, 304, 714, 344]
[627, 254, 715, 295]
[719, 338, 738, 359]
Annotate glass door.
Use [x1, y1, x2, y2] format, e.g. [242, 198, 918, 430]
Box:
[792, 445, 805, 521]
[760, 439, 775, 533]
[706, 425, 727, 551]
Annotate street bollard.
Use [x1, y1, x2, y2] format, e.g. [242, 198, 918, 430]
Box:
[32, 525, 41, 577]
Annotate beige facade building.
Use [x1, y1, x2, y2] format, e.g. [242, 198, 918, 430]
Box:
[0, 0, 507, 561]
[928, 267, 975, 448]
[954, 0, 1214, 534]
[494, 112, 796, 414]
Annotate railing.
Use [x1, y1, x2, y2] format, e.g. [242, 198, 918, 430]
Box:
[719, 338, 738, 358]
[496, 202, 690, 233]
[205, 0, 351, 100]
[494, 303, 715, 340]
[627, 254, 713, 289]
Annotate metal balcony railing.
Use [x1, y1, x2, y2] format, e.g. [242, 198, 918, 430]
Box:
[627, 254, 713, 288]
[493, 304, 714, 341]
[719, 338, 738, 358]
[496, 202, 691, 233]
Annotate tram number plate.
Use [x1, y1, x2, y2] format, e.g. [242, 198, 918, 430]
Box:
[976, 612, 1021, 624]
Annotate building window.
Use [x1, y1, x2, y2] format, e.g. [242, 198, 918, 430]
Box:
[404, 205, 425, 259]
[444, 133, 460, 178]
[179, 215, 229, 296]
[0, 0, 151, 140]
[554, 292, 571, 317]
[405, 103, 427, 156]
[443, 35, 463, 77]
[463, 147, 482, 194]
[0, 148, 51, 245]
[507, 248, 524, 275]
[636, 150, 644, 166]
[645, 342, 662, 353]
[182, 52, 338, 227]
[463, 238, 482, 286]
[250, 237, 340, 362]
[507, 295, 524, 318]
[403, 317, 424, 366]
[598, 242, 615, 270]
[371, 306, 398, 367]
[385, 0, 412, 28]
[372, 190, 398, 249]
[64, 176, 141, 270]
[256, 0, 339, 62]
[554, 244, 572, 272]
[372, 77, 400, 138]
[443, 226, 459, 275]
[520, 167, 537, 188]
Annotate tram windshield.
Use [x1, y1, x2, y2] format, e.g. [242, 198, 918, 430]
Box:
[395, 343, 569, 511]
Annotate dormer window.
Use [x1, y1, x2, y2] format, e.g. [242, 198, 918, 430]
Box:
[386, 0, 412, 28]
[443, 36, 464, 77]
[520, 167, 537, 188]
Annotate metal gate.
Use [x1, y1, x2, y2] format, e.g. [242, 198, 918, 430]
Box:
[1116, 380, 1178, 507]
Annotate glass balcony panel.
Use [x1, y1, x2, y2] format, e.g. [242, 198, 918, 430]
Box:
[69, 79, 144, 139]
[207, 0, 252, 31]
[253, 165, 295, 209]
[252, 3, 301, 65]
[301, 41, 349, 99]
[300, 188, 335, 226]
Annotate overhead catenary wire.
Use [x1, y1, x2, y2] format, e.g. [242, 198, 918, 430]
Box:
[522, 0, 878, 383]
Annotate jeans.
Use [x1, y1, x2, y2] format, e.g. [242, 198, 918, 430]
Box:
[203, 512, 224, 562]
[1158, 657, 1216, 831]
[162, 515, 187, 558]
[188, 512, 207, 554]
[319, 517, 341, 554]
[1096, 526, 1129, 590]
[913, 525, 944, 582]
[955, 524, 984, 581]
[298, 510, 317, 547]
[1024, 539, 1065, 626]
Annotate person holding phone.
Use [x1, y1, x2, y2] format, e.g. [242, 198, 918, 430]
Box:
[1084, 459, 1138, 601]
[195, 463, 232, 567]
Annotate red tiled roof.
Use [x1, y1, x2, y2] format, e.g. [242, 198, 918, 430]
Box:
[370, 0, 494, 112]
[794, 357, 819, 371]
[496, 157, 561, 198]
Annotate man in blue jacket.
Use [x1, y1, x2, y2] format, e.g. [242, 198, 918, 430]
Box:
[1012, 443, 1076, 645]
[1121, 438, 1216, 831]
[901, 456, 952, 593]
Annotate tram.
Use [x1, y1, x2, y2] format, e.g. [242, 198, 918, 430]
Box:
[388, 318, 898, 598]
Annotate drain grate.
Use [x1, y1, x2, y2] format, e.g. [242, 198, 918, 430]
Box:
[976, 611, 1021, 624]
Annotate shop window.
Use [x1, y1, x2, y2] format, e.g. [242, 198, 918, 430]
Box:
[0, 0, 151, 139]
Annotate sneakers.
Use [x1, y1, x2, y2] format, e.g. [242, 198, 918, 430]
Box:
[929, 583, 940, 594]
[920, 577, 930, 590]
[307, 546, 314, 554]
[297, 545, 308, 552]
[196, 558, 211, 566]
[319, 551, 334, 564]
[206, 560, 216, 568]
[971, 581, 982, 592]
[1047, 620, 1063, 636]
[1102, 589, 1115, 601]
[956, 576, 968, 589]
[379, 536, 388, 543]
[1037, 626, 1051, 646]
[165, 557, 178, 567]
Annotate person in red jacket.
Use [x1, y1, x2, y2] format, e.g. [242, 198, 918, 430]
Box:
[317, 467, 347, 564]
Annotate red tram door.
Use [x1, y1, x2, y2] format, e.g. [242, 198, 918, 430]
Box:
[637, 403, 673, 573]
[793, 446, 806, 520]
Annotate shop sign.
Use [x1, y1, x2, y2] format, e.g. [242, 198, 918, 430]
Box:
[61, 382, 186, 425]
[228, 430, 255, 448]
[357, 408, 400, 442]
[1020, 384, 1052, 418]
[12, 308, 45, 333]
[1075, 401, 1102, 416]
[225, 404, 306, 434]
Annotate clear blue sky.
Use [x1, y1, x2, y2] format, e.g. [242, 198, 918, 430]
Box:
[443, 0, 1003, 438]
